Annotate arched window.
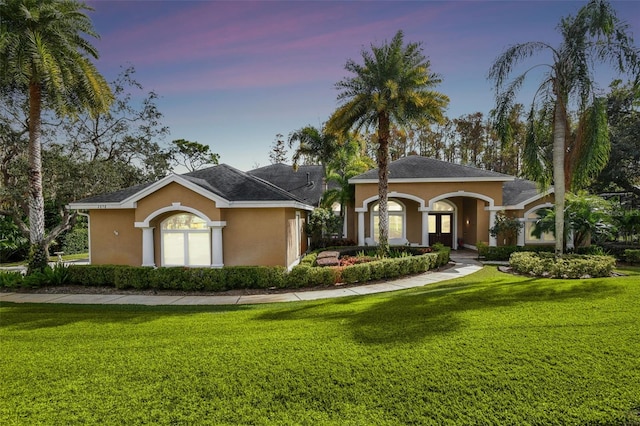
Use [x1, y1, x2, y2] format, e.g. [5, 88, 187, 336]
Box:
[372, 200, 405, 242]
[432, 201, 454, 211]
[161, 213, 211, 266]
[524, 208, 555, 243]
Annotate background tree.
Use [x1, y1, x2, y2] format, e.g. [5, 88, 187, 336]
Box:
[0, 66, 170, 265]
[592, 80, 640, 198]
[322, 135, 374, 236]
[328, 30, 449, 254]
[169, 139, 219, 172]
[288, 125, 339, 185]
[489, 0, 639, 255]
[0, 0, 113, 272]
[268, 133, 288, 164]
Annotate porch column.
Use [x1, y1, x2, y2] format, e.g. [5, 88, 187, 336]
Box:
[517, 219, 525, 246]
[489, 210, 497, 247]
[210, 222, 226, 268]
[357, 211, 365, 246]
[422, 211, 430, 246]
[141, 227, 155, 267]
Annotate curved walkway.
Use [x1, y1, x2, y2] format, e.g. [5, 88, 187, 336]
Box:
[0, 256, 482, 306]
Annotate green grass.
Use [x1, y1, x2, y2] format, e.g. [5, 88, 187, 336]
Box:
[2, 266, 640, 425]
[0, 252, 89, 267]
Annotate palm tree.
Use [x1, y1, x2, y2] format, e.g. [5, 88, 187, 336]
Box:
[287, 125, 339, 190]
[0, 0, 113, 272]
[327, 30, 449, 254]
[321, 137, 374, 236]
[489, 0, 638, 255]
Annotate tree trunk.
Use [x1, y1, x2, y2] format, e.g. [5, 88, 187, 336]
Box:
[27, 82, 48, 273]
[377, 111, 390, 256]
[552, 98, 566, 256]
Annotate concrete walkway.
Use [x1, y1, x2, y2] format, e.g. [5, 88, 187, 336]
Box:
[0, 255, 482, 306]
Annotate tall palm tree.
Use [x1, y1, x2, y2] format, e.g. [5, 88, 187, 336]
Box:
[287, 125, 339, 190]
[0, 0, 113, 272]
[327, 30, 449, 254]
[489, 0, 638, 255]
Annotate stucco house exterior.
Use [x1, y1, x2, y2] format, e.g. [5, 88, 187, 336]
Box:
[346, 156, 556, 250]
[69, 156, 555, 268]
[68, 164, 314, 269]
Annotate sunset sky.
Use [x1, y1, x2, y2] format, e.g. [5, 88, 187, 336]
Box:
[87, 1, 640, 171]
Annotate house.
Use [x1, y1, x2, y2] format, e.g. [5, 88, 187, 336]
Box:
[347, 156, 555, 249]
[68, 157, 555, 268]
[68, 164, 314, 269]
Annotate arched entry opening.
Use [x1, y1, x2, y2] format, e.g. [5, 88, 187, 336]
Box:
[428, 200, 455, 247]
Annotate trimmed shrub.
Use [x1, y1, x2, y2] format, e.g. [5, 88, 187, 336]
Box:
[341, 263, 371, 284]
[224, 266, 286, 289]
[306, 266, 338, 287]
[509, 252, 615, 278]
[114, 267, 154, 290]
[68, 265, 128, 287]
[61, 228, 88, 255]
[624, 249, 640, 265]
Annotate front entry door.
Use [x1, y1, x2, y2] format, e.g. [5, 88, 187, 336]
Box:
[429, 213, 453, 248]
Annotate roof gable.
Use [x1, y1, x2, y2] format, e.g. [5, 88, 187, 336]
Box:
[248, 163, 330, 206]
[69, 164, 313, 210]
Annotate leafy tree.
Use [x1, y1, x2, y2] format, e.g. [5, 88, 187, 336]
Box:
[1, 65, 171, 266]
[0, 0, 113, 272]
[531, 192, 614, 247]
[322, 136, 374, 235]
[489, 0, 639, 255]
[287, 125, 339, 186]
[489, 212, 524, 246]
[328, 30, 449, 254]
[592, 80, 640, 197]
[169, 139, 219, 172]
[268, 133, 288, 164]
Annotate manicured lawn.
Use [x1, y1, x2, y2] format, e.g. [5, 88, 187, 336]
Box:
[2, 266, 639, 425]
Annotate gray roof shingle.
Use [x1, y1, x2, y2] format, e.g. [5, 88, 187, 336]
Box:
[72, 164, 308, 205]
[248, 163, 332, 206]
[350, 156, 514, 181]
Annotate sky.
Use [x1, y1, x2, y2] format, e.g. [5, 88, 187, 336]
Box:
[86, 0, 640, 171]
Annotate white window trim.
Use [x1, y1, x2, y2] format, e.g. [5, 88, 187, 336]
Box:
[523, 203, 555, 244]
[160, 215, 212, 267]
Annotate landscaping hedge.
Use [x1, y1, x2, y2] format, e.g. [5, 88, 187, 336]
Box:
[2, 247, 450, 291]
[477, 243, 554, 261]
[509, 252, 616, 278]
[624, 249, 640, 265]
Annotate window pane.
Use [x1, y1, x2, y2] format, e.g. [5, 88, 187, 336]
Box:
[433, 201, 454, 211]
[428, 215, 436, 231]
[441, 215, 451, 233]
[373, 201, 403, 212]
[162, 214, 207, 230]
[163, 232, 184, 265]
[389, 215, 403, 239]
[188, 232, 211, 265]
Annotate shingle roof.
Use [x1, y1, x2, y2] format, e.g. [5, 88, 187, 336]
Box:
[502, 179, 548, 206]
[350, 156, 514, 181]
[72, 164, 309, 205]
[248, 163, 331, 206]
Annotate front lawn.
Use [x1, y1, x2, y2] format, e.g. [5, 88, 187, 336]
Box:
[2, 266, 639, 425]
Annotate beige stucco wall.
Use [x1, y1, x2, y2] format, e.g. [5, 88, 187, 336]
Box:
[223, 208, 288, 267]
[135, 182, 222, 223]
[354, 181, 505, 209]
[89, 209, 141, 265]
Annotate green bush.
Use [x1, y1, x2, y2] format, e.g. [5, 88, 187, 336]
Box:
[0, 271, 24, 288]
[68, 265, 127, 287]
[61, 228, 88, 255]
[114, 267, 154, 290]
[624, 249, 640, 265]
[4, 246, 450, 292]
[341, 263, 371, 284]
[509, 252, 615, 278]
